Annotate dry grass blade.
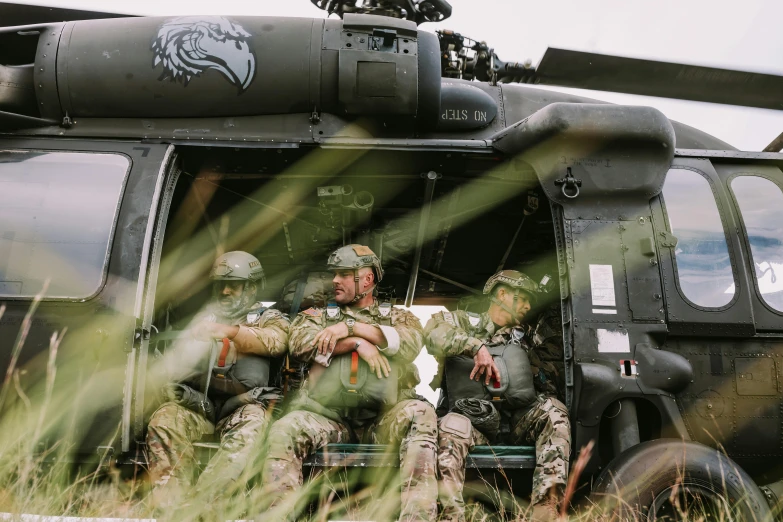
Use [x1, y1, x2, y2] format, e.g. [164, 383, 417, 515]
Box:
[0, 281, 49, 411]
[12, 369, 31, 410]
[32, 328, 66, 446]
[561, 439, 594, 518]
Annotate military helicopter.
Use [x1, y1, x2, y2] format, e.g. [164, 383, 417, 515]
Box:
[1, 0, 783, 519]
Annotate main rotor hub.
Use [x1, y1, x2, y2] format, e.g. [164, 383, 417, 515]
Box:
[310, 0, 451, 25]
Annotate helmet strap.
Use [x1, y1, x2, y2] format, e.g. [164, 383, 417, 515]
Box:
[351, 270, 376, 304]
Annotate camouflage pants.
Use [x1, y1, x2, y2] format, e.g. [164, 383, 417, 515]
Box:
[436, 396, 570, 521]
[511, 396, 571, 505]
[146, 401, 270, 505]
[262, 399, 438, 522]
[368, 399, 439, 522]
[437, 413, 490, 522]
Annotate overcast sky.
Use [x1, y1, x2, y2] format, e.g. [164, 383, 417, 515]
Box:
[12, 0, 783, 150]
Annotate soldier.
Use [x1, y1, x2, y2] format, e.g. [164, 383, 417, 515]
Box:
[146, 251, 289, 506]
[261, 245, 438, 522]
[425, 270, 570, 522]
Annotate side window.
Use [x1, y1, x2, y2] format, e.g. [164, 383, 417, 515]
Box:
[661, 168, 735, 308]
[0, 151, 129, 299]
[730, 175, 783, 312]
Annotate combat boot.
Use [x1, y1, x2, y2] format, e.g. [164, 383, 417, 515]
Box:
[529, 490, 560, 522]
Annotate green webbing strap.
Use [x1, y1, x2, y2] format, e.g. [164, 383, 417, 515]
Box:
[199, 340, 219, 417]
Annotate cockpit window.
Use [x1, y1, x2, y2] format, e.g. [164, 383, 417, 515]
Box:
[730, 175, 783, 313]
[0, 151, 129, 299]
[662, 168, 735, 308]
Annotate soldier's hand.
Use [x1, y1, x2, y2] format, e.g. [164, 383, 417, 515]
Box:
[313, 322, 349, 356]
[356, 341, 391, 379]
[470, 345, 501, 385]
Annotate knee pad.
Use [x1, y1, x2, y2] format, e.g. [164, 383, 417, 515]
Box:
[439, 413, 472, 440]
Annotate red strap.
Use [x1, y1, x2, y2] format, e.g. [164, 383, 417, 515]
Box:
[350, 351, 359, 385]
[218, 337, 231, 367]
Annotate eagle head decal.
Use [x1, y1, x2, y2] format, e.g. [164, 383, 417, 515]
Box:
[152, 16, 256, 92]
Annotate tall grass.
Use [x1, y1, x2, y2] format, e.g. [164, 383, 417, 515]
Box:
[0, 297, 770, 522]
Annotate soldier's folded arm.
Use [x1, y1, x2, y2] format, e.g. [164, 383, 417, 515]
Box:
[233, 311, 290, 357]
[351, 320, 388, 347]
[424, 311, 484, 358]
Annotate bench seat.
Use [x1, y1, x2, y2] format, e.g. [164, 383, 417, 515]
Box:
[193, 442, 536, 469]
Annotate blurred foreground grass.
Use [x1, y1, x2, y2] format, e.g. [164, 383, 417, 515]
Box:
[0, 302, 758, 522]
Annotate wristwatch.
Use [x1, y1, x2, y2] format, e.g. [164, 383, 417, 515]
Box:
[345, 317, 356, 337]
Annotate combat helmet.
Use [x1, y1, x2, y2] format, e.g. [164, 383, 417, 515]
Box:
[210, 251, 265, 318]
[484, 270, 539, 323]
[483, 270, 538, 303]
[327, 244, 383, 302]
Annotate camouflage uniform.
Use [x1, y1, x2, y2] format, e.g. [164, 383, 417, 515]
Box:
[425, 309, 569, 521]
[532, 304, 566, 403]
[262, 300, 438, 522]
[146, 306, 290, 504]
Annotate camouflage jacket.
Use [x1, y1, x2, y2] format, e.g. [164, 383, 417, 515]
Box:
[531, 304, 566, 401]
[425, 309, 562, 400]
[289, 299, 425, 405]
[201, 301, 290, 358]
[173, 303, 290, 388]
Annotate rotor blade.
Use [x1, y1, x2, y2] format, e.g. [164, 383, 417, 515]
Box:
[0, 2, 136, 27]
[532, 48, 783, 111]
[763, 131, 783, 152]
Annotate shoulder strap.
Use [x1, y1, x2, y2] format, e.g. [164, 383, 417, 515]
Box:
[288, 276, 308, 321]
[245, 306, 267, 324]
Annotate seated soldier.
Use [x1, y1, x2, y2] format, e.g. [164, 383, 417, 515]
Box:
[146, 251, 289, 507]
[261, 245, 438, 522]
[425, 270, 570, 522]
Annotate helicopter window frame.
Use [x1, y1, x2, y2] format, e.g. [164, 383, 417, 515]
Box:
[728, 172, 783, 315]
[660, 166, 740, 311]
[0, 149, 131, 301]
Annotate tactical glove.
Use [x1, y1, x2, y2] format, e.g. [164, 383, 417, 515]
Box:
[163, 383, 216, 422]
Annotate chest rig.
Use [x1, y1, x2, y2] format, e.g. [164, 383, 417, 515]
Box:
[309, 301, 398, 413]
[444, 320, 537, 413]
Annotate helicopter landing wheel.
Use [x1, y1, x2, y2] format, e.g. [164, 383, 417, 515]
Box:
[590, 439, 771, 522]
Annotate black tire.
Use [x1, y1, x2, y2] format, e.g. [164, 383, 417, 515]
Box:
[590, 439, 771, 521]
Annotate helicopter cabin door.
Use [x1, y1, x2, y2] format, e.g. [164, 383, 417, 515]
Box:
[0, 138, 174, 460]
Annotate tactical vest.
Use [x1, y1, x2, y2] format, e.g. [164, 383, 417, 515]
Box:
[207, 307, 272, 397]
[308, 301, 399, 410]
[443, 318, 537, 412]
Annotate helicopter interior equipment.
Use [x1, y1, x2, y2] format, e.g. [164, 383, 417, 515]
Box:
[1, 1, 783, 519]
